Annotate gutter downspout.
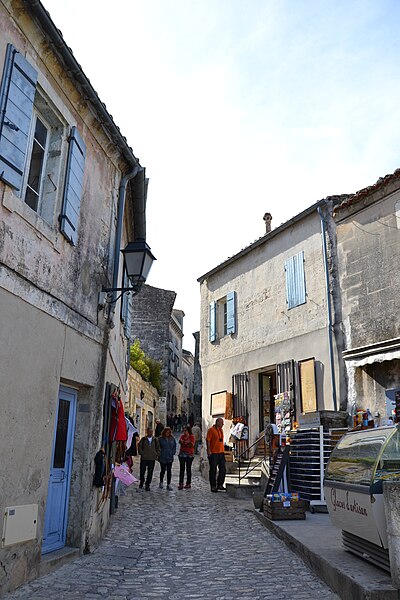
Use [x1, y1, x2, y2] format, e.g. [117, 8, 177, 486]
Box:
[109, 166, 143, 317]
[317, 206, 338, 412]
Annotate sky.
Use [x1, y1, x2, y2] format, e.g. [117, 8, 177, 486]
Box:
[44, 0, 400, 353]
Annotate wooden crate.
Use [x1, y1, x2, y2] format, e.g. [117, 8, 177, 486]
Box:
[263, 499, 306, 521]
[224, 451, 234, 462]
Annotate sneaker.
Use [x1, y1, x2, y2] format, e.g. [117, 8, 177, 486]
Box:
[166, 485, 173, 490]
[184, 484, 191, 489]
[159, 482, 163, 489]
[145, 486, 150, 492]
[217, 486, 226, 491]
[211, 488, 218, 493]
[178, 483, 184, 490]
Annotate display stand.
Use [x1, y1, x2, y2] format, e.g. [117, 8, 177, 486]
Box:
[289, 426, 331, 512]
[263, 446, 290, 498]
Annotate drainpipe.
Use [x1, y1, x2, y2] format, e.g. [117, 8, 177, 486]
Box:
[317, 206, 338, 412]
[109, 166, 143, 315]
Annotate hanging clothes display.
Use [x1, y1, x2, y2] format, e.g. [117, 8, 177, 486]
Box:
[109, 389, 128, 464]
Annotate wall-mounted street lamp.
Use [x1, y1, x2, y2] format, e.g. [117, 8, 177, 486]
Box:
[99, 239, 156, 306]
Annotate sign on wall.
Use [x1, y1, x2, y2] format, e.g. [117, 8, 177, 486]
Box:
[210, 391, 227, 416]
[299, 358, 317, 413]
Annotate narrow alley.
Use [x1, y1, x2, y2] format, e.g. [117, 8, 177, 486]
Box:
[5, 457, 338, 600]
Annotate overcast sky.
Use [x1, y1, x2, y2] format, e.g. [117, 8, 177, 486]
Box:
[44, 0, 400, 352]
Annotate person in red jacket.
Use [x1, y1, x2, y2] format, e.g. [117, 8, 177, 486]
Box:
[178, 426, 195, 489]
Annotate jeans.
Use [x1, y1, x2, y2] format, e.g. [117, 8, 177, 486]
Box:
[160, 461, 173, 485]
[139, 459, 155, 488]
[179, 456, 193, 485]
[209, 453, 226, 489]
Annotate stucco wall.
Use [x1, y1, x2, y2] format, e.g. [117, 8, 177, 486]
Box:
[0, 1, 137, 594]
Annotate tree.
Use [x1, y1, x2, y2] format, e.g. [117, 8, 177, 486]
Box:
[130, 339, 163, 394]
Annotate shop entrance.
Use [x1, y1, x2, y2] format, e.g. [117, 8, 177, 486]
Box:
[385, 388, 400, 424]
[258, 371, 276, 433]
[42, 385, 77, 554]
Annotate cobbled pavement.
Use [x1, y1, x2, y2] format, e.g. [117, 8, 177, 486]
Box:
[5, 455, 339, 600]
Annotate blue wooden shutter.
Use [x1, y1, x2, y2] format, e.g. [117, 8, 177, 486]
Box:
[60, 126, 86, 245]
[0, 44, 37, 190]
[209, 300, 216, 342]
[226, 291, 236, 334]
[285, 251, 306, 309]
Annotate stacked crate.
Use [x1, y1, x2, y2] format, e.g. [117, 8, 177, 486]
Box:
[289, 426, 331, 508]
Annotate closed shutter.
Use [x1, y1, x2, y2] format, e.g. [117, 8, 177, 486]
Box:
[209, 300, 216, 342]
[60, 126, 86, 245]
[226, 291, 236, 334]
[0, 44, 38, 190]
[285, 251, 306, 309]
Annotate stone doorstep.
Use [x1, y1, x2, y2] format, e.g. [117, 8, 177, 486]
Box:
[253, 510, 399, 600]
[226, 482, 261, 499]
[39, 546, 80, 578]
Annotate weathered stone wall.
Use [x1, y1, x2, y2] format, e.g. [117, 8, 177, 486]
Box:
[335, 187, 400, 349]
[0, 1, 138, 594]
[131, 284, 176, 395]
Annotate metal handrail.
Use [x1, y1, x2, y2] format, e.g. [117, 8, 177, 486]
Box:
[237, 431, 267, 484]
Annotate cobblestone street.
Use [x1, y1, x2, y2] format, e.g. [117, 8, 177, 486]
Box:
[5, 456, 338, 600]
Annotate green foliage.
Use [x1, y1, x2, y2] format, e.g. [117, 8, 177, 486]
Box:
[130, 339, 163, 394]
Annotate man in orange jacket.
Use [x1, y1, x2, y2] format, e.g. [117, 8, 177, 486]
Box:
[206, 417, 226, 492]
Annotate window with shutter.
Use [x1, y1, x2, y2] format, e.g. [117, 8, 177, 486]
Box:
[285, 251, 306, 309]
[0, 44, 82, 233]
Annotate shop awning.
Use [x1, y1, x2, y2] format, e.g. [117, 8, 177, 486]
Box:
[343, 337, 400, 367]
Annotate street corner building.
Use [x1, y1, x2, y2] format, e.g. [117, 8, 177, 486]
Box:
[0, 0, 153, 594]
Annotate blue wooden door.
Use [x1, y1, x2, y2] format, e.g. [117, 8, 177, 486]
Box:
[42, 386, 77, 554]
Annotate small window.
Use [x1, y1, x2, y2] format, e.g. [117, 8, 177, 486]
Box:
[209, 291, 236, 342]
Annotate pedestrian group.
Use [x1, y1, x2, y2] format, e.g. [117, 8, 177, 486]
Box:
[131, 417, 226, 493]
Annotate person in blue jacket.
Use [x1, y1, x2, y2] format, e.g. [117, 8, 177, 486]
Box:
[158, 427, 177, 490]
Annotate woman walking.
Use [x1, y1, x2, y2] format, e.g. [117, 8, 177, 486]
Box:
[159, 427, 176, 490]
[178, 425, 195, 490]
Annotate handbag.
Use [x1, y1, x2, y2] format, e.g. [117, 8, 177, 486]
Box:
[114, 464, 138, 487]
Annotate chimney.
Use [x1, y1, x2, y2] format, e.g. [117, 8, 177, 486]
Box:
[263, 212, 272, 234]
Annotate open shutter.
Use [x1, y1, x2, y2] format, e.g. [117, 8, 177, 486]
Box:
[121, 270, 132, 339]
[285, 251, 306, 309]
[226, 291, 236, 334]
[60, 126, 86, 245]
[0, 44, 37, 190]
[209, 300, 216, 342]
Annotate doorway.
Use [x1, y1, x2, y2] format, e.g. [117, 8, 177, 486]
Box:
[42, 385, 77, 554]
[258, 371, 276, 433]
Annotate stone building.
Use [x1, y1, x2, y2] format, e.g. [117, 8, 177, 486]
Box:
[126, 369, 159, 438]
[182, 349, 195, 418]
[0, 1, 152, 594]
[198, 201, 349, 447]
[168, 309, 184, 414]
[192, 331, 203, 422]
[334, 169, 400, 425]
